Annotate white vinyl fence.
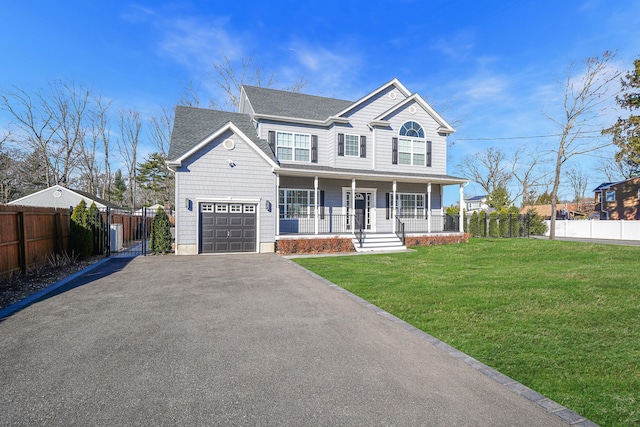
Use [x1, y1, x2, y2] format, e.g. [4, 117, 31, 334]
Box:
[544, 220, 640, 241]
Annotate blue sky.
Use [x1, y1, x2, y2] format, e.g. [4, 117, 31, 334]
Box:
[1, 1, 639, 205]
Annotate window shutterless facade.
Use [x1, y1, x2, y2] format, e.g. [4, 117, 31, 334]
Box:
[276, 132, 311, 162]
[279, 189, 316, 218]
[606, 190, 615, 202]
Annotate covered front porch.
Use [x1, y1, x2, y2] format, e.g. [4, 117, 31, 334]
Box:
[275, 170, 467, 239]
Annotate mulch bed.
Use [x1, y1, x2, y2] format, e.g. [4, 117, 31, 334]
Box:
[0, 256, 103, 310]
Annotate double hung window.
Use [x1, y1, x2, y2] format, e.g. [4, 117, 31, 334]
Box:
[276, 132, 310, 162]
[279, 189, 315, 218]
[398, 121, 428, 166]
[395, 193, 425, 217]
[344, 134, 360, 157]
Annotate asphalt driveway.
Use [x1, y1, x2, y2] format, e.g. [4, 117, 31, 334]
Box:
[0, 254, 585, 426]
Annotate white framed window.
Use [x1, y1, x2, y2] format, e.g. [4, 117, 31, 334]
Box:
[201, 203, 214, 212]
[606, 190, 615, 202]
[277, 131, 310, 162]
[230, 204, 242, 213]
[243, 205, 256, 213]
[344, 134, 360, 157]
[394, 193, 425, 217]
[399, 121, 426, 166]
[215, 204, 228, 213]
[279, 189, 315, 218]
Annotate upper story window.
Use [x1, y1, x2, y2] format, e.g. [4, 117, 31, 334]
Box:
[606, 190, 615, 202]
[397, 121, 429, 166]
[277, 131, 310, 162]
[344, 134, 360, 157]
[400, 121, 424, 138]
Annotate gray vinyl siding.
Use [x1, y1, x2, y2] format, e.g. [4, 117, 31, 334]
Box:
[259, 120, 332, 166]
[175, 130, 276, 248]
[335, 86, 407, 170]
[376, 100, 448, 175]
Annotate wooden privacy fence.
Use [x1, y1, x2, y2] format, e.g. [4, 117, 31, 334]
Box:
[0, 205, 70, 277]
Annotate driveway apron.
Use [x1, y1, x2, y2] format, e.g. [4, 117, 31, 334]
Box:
[0, 254, 572, 426]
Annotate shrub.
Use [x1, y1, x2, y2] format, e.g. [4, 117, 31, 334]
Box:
[525, 208, 548, 235]
[70, 201, 93, 259]
[488, 211, 499, 237]
[478, 211, 487, 237]
[87, 202, 105, 255]
[499, 210, 510, 237]
[150, 208, 172, 254]
[405, 233, 471, 247]
[468, 212, 479, 237]
[276, 237, 355, 254]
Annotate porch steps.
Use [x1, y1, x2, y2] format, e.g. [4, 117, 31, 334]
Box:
[353, 233, 407, 252]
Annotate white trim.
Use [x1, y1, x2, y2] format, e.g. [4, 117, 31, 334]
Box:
[372, 93, 455, 133]
[342, 185, 377, 232]
[334, 78, 411, 118]
[172, 122, 278, 169]
[344, 133, 360, 157]
[276, 130, 312, 162]
[275, 167, 467, 185]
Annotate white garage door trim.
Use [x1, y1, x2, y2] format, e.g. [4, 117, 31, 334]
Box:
[196, 197, 261, 254]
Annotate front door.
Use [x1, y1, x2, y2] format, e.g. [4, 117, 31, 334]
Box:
[346, 191, 373, 231]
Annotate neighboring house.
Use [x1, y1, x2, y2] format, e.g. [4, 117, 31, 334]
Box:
[520, 203, 592, 220]
[594, 177, 640, 220]
[8, 185, 122, 210]
[464, 195, 488, 213]
[167, 79, 468, 254]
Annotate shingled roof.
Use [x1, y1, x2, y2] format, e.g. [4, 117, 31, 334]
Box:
[242, 85, 353, 121]
[168, 106, 276, 163]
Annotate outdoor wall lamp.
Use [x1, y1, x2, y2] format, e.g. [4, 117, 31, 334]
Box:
[227, 159, 236, 167]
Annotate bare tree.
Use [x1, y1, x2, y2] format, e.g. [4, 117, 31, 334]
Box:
[546, 52, 621, 239]
[118, 109, 141, 209]
[93, 96, 112, 200]
[1, 87, 58, 187]
[565, 167, 590, 211]
[457, 147, 512, 195]
[209, 53, 308, 110]
[599, 159, 636, 182]
[511, 146, 552, 207]
[1, 80, 93, 188]
[46, 80, 91, 186]
[149, 106, 173, 157]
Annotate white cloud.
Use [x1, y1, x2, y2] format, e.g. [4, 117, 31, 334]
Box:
[158, 16, 243, 70]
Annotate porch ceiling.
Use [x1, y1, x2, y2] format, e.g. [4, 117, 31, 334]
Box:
[275, 165, 468, 186]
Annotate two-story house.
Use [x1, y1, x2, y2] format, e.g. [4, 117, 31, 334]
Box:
[167, 79, 468, 254]
[464, 195, 489, 213]
[594, 176, 640, 220]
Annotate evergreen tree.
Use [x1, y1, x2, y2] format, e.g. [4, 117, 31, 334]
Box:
[603, 58, 640, 175]
[487, 184, 511, 210]
[136, 152, 173, 205]
[70, 200, 93, 259]
[87, 202, 105, 255]
[150, 207, 172, 254]
[488, 211, 499, 238]
[112, 169, 127, 205]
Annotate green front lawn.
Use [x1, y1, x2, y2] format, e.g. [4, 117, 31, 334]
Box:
[294, 238, 640, 427]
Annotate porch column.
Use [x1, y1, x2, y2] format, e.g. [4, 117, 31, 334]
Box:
[351, 178, 356, 233]
[314, 176, 319, 235]
[276, 173, 280, 236]
[427, 182, 432, 233]
[459, 183, 465, 233]
[392, 180, 397, 233]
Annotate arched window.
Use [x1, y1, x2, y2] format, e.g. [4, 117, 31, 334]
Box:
[400, 121, 424, 138]
[398, 121, 428, 166]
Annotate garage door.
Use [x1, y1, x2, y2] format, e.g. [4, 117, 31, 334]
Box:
[200, 203, 256, 253]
